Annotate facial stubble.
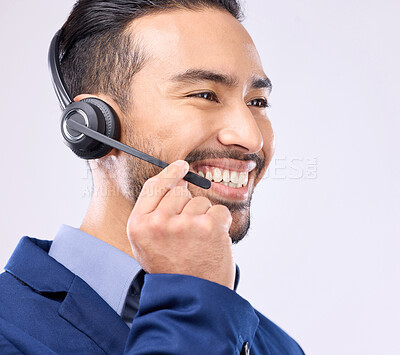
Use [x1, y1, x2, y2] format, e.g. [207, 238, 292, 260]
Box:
[120, 135, 253, 244]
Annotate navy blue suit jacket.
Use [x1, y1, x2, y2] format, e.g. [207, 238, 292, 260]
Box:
[0, 237, 305, 354]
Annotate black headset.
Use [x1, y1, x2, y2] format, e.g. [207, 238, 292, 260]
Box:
[48, 29, 210, 189]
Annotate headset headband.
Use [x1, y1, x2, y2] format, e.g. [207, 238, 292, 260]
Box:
[48, 30, 72, 110]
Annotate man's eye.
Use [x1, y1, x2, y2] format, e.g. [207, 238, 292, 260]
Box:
[188, 92, 219, 102]
[247, 98, 270, 108]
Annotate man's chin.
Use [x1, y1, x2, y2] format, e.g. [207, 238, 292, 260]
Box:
[225, 205, 251, 244]
[229, 219, 251, 244]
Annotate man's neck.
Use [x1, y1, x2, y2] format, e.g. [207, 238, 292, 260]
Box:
[80, 185, 135, 259]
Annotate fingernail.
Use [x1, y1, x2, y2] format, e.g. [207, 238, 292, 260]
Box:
[174, 160, 189, 172]
[174, 160, 187, 166]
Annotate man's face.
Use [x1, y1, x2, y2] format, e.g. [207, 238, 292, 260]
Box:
[109, 8, 274, 243]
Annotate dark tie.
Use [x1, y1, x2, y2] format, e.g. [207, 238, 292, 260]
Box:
[121, 269, 146, 327]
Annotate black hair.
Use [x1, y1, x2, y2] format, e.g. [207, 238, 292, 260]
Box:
[60, 0, 244, 114]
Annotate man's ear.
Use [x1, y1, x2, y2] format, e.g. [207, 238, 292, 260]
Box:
[74, 93, 95, 102]
[74, 94, 123, 118]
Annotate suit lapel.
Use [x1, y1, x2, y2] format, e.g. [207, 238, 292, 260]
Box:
[5, 236, 130, 354]
[59, 275, 129, 354]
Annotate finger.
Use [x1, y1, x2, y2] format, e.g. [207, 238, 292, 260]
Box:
[132, 160, 189, 215]
[206, 205, 233, 230]
[181, 196, 212, 215]
[156, 185, 192, 215]
[175, 179, 188, 188]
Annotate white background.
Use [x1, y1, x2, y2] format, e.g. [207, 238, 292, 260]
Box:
[1, 1, 399, 354]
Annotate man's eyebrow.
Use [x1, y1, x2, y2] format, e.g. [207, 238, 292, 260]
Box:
[251, 76, 272, 92]
[170, 69, 239, 87]
[169, 69, 272, 92]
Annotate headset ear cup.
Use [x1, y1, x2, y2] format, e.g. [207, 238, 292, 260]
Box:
[62, 98, 120, 160]
[76, 98, 120, 159]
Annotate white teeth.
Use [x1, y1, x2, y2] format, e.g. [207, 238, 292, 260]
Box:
[222, 169, 230, 182]
[230, 171, 239, 184]
[195, 168, 249, 187]
[213, 168, 223, 182]
[238, 172, 247, 186]
[243, 173, 248, 186]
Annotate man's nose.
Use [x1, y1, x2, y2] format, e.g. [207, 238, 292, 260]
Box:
[217, 103, 264, 154]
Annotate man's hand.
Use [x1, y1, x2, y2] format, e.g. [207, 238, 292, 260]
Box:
[127, 160, 236, 290]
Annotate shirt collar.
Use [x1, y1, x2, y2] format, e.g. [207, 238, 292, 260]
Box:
[48, 224, 142, 316]
[48, 224, 241, 319]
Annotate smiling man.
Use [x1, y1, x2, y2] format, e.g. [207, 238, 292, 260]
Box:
[0, 1, 304, 354]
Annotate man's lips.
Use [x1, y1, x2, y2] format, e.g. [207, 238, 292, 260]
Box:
[208, 179, 251, 200]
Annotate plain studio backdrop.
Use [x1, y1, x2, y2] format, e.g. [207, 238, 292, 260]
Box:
[1, 1, 399, 354]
